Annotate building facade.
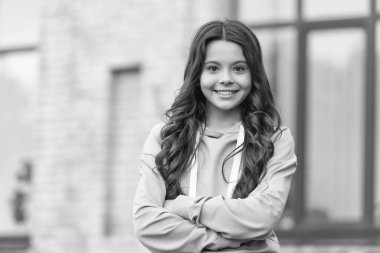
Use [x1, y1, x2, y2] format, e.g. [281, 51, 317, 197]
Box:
[0, 0, 379, 252]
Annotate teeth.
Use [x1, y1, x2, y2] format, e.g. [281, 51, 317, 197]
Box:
[217, 91, 236, 95]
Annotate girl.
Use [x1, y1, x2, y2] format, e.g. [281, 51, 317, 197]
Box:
[133, 20, 297, 253]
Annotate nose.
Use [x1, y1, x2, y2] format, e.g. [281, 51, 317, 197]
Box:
[219, 70, 233, 85]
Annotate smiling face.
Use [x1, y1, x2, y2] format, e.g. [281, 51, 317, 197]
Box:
[200, 40, 252, 121]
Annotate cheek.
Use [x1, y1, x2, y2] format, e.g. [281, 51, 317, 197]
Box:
[233, 73, 251, 86]
[243, 75, 252, 90]
[246, 81, 253, 91]
[241, 79, 253, 99]
[200, 73, 214, 89]
[200, 84, 210, 99]
[199, 76, 208, 95]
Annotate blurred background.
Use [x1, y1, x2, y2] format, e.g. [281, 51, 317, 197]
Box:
[0, 0, 379, 252]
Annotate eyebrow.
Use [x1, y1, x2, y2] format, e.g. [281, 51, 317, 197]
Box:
[204, 60, 248, 65]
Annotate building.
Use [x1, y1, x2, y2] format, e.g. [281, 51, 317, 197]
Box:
[0, 0, 379, 252]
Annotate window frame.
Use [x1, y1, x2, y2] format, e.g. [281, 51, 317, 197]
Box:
[0, 235, 29, 251]
[236, 0, 379, 244]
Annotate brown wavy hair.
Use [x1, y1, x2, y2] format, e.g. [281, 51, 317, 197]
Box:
[155, 20, 282, 200]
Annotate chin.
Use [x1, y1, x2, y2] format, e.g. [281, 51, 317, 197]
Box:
[216, 105, 240, 112]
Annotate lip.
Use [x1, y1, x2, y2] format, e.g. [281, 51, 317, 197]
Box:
[213, 90, 239, 98]
[214, 89, 239, 92]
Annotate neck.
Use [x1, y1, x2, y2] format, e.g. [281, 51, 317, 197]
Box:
[205, 107, 242, 131]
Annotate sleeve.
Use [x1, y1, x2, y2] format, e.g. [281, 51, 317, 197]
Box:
[164, 127, 297, 241]
[132, 124, 241, 252]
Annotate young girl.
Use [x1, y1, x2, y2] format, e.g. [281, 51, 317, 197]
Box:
[133, 20, 297, 253]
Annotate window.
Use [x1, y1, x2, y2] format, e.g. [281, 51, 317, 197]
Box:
[305, 29, 365, 225]
[239, 0, 297, 23]
[0, 0, 41, 250]
[254, 28, 297, 131]
[104, 67, 144, 241]
[0, 0, 41, 47]
[303, 0, 370, 20]
[238, 0, 380, 243]
[0, 52, 39, 232]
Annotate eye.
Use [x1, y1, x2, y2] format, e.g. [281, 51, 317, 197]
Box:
[205, 65, 219, 72]
[233, 65, 247, 73]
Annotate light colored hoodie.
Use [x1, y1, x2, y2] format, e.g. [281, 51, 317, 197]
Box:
[133, 122, 297, 253]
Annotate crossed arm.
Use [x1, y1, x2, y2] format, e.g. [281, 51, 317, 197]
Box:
[133, 125, 241, 253]
[132, 125, 297, 252]
[164, 155, 297, 240]
[133, 155, 241, 252]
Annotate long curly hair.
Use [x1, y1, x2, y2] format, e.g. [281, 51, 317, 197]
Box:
[155, 20, 282, 200]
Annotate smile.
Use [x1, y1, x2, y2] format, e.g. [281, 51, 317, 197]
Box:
[214, 90, 238, 95]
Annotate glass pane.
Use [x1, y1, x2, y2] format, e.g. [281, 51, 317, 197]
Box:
[304, 0, 370, 20]
[106, 69, 145, 237]
[305, 29, 365, 224]
[239, 0, 296, 23]
[0, 0, 42, 48]
[375, 22, 380, 227]
[0, 51, 39, 233]
[255, 28, 297, 230]
[255, 28, 297, 132]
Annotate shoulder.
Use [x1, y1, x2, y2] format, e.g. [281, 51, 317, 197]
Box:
[270, 126, 296, 161]
[142, 122, 165, 155]
[271, 126, 294, 144]
[150, 122, 165, 140]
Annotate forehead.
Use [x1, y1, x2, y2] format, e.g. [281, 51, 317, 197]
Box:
[205, 40, 246, 61]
